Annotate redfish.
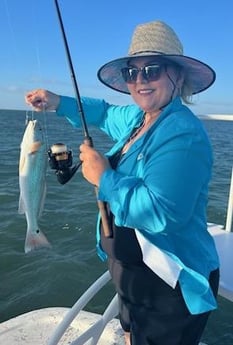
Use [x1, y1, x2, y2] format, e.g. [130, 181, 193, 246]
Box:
[18, 119, 51, 253]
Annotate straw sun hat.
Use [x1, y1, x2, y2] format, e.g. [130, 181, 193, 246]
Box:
[97, 21, 216, 95]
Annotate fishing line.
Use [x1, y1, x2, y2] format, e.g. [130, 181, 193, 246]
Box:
[3, 0, 19, 60]
[23, 1, 50, 150]
[25, 110, 33, 125]
[41, 107, 50, 151]
[30, 1, 51, 150]
[4, 0, 49, 149]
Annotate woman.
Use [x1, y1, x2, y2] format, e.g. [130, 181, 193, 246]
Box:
[25, 20, 219, 345]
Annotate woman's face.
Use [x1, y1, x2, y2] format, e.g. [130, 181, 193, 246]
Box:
[125, 57, 183, 114]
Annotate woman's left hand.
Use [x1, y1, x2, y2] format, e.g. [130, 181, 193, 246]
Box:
[79, 143, 111, 186]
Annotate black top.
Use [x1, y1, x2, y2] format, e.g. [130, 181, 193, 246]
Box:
[100, 149, 143, 264]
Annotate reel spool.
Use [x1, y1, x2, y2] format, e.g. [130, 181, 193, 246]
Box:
[48, 143, 79, 185]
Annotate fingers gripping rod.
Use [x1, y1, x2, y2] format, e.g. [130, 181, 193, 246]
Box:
[54, 0, 112, 237]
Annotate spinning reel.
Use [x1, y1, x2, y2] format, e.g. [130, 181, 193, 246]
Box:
[48, 143, 80, 185]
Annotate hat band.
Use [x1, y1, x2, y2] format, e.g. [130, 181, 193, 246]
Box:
[130, 50, 164, 56]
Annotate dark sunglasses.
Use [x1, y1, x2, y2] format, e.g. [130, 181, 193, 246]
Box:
[121, 64, 164, 84]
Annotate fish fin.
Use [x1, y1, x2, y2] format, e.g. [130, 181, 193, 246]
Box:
[24, 229, 51, 254]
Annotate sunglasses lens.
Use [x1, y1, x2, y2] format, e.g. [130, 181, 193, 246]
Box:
[121, 67, 138, 83]
[143, 65, 161, 81]
[121, 65, 162, 83]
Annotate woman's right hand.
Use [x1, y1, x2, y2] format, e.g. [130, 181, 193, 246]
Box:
[25, 89, 61, 112]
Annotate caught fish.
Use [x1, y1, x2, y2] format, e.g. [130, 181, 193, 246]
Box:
[18, 119, 51, 253]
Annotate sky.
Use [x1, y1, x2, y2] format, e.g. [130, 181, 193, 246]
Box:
[0, 0, 232, 115]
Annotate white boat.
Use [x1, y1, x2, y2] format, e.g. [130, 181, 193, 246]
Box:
[1, 124, 233, 345]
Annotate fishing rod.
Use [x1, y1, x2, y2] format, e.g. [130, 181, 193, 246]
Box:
[50, 0, 112, 237]
[48, 0, 91, 186]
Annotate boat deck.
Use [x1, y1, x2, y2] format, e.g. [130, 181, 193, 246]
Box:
[0, 308, 125, 345]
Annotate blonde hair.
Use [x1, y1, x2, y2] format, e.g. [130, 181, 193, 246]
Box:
[181, 81, 194, 104]
[172, 63, 194, 104]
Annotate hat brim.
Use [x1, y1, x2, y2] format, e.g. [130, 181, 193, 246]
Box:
[97, 53, 216, 95]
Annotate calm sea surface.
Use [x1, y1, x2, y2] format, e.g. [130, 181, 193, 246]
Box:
[0, 109, 233, 344]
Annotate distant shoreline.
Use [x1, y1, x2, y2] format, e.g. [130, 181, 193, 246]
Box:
[1, 109, 233, 121]
[198, 114, 233, 121]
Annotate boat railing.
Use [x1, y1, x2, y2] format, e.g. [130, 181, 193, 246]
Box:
[47, 271, 119, 345]
[225, 167, 233, 232]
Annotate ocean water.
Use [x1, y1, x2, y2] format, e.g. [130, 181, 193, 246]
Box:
[0, 109, 232, 344]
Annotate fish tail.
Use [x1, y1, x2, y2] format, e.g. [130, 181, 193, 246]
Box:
[24, 229, 51, 254]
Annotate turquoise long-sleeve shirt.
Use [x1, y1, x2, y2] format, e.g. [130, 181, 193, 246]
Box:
[57, 95, 219, 314]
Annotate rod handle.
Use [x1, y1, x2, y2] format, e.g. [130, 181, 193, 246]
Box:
[83, 136, 112, 238]
[95, 189, 112, 238]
